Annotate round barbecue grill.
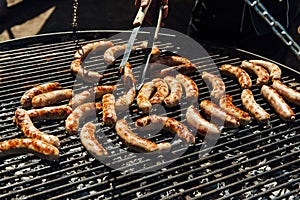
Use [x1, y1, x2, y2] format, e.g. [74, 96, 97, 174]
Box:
[0, 30, 299, 199]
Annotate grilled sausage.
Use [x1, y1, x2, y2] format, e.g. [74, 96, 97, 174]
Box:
[71, 41, 114, 83]
[163, 76, 183, 107]
[176, 74, 198, 103]
[102, 94, 117, 125]
[150, 55, 193, 66]
[32, 89, 73, 108]
[14, 108, 60, 147]
[80, 122, 108, 157]
[69, 85, 117, 108]
[136, 81, 155, 113]
[272, 80, 300, 106]
[261, 85, 295, 121]
[219, 64, 252, 89]
[20, 82, 62, 108]
[121, 62, 136, 90]
[136, 115, 195, 144]
[0, 138, 59, 160]
[149, 78, 169, 104]
[202, 72, 225, 102]
[115, 119, 171, 152]
[249, 60, 281, 80]
[65, 102, 102, 135]
[240, 60, 270, 87]
[115, 87, 136, 111]
[27, 105, 72, 121]
[241, 89, 270, 123]
[186, 105, 220, 139]
[219, 94, 251, 125]
[103, 44, 137, 64]
[200, 100, 240, 128]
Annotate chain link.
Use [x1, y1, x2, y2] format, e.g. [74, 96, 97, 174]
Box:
[72, 0, 80, 48]
[244, 0, 300, 60]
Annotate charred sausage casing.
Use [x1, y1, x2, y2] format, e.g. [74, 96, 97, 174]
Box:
[272, 80, 300, 106]
[200, 100, 240, 128]
[0, 138, 59, 160]
[20, 82, 62, 108]
[249, 60, 281, 80]
[241, 89, 270, 123]
[102, 94, 117, 125]
[240, 60, 270, 87]
[176, 74, 199, 103]
[149, 78, 169, 104]
[163, 76, 183, 107]
[65, 102, 102, 135]
[32, 89, 73, 108]
[219, 94, 252, 125]
[261, 85, 295, 121]
[202, 72, 225, 102]
[14, 108, 60, 147]
[136, 81, 155, 113]
[219, 64, 252, 89]
[80, 122, 108, 157]
[115, 119, 171, 152]
[136, 115, 195, 144]
[186, 105, 220, 139]
[27, 105, 72, 121]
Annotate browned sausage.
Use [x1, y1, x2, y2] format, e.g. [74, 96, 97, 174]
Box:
[186, 105, 220, 139]
[249, 60, 281, 80]
[65, 102, 102, 135]
[136, 82, 155, 113]
[219, 64, 252, 89]
[200, 100, 240, 128]
[0, 138, 59, 160]
[115, 87, 136, 111]
[176, 74, 199, 103]
[103, 44, 137, 64]
[20, 82, 62, 108]
[115, 119, 171, 152]
[219, 94, 252, 125]
[241, 89, 270, 123]
[14, 108, 60, 147]
[80, 122, 108, 157]
[135, 115, 195, 144]
[149, 78, 169, 104]
[32, 89, 73, 108]
[202, 72, 225, 102]
[240, 60, 269, 87]
[272, 80, 300, 106]
[121, 62, 136, 90]
[27, 105, 72, 121]
[102, 94, 117, 125]
[163, 76, 183, 107]
[261, 85, 295, 121]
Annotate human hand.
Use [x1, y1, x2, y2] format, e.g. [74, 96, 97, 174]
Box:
[134, 0, 168, 25]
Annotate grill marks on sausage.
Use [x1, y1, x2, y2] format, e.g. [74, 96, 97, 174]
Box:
[163, 76, 183, 107]
[32, 89, 73, 108]
[176, 74, 199, 103]
[102, 94, 117, 125]
[272, 80, 300, 106]
[249, 60, 281, 80]
[14, 108, 60, 147]
[27, 105, 72, 121]
[219, 64, 252, 89]
[149, 78, 169, 104]
[241, 60, 270, 87]
[202, 72, 225, 102]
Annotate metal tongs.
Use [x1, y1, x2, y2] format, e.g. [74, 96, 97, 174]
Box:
[119, 1, 164, 90]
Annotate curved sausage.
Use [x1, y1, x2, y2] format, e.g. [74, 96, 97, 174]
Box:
[176, 74, 199, 103]
[115, 87, 136, 111]
[65, 102, 102, 135]
[103, 44, 137, 64]
[32, 89, 73, 108]
[14, 108, 60, 147]
[20, 82, 62, 108]
[136, 81, 155, 113]
[219, 94, 252, 125]
[150, 55, 193, 66]
[272, 80, 300, 106]
[115, 119, 171, 152]
[71, 41, 114, 83]
[102, 94, 117, 125]
[241, 89, 270, 123]
[249, 60, 281, 80]
[0, 138, 59, 160]
[261, 85, 295, 121]
[27, 105, 72, 121]
[186, 105, 220, 139]
[149, 78, 169, 104]
[69, 85, 116, 108]
[202, 72, 226, 102]
[200, 100, 240, 128]
[240, 60, 270, 87]
[163, 76, 183, 107]
[80, 122, 108, 157]
[219, 64, 252, 89]
[136, 115, 195, 144]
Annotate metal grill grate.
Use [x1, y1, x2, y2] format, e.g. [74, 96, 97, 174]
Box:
[0, 31, 299, 199]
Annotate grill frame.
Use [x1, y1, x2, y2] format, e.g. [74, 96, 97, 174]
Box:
[0, 30, 299, 199]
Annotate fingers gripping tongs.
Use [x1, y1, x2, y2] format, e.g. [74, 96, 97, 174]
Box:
[119, 1, 163, 90]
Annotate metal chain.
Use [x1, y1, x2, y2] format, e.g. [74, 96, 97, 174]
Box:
[244, 0, 300, 60]
[72, 0, 80, 48]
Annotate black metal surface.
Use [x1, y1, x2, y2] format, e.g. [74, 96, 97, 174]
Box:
[0, 31, 299, 199]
